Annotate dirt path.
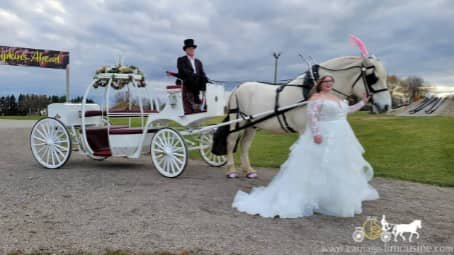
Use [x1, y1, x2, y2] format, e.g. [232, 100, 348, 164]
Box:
[0, 124, 453, 254]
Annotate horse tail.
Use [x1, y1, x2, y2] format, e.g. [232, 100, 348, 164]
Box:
[211, 88, 240, 156]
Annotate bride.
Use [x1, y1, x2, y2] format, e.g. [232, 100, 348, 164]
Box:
[232, 75, 379, 218]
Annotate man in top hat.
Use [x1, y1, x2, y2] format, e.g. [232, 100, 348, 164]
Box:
[177, 39, 209, 113]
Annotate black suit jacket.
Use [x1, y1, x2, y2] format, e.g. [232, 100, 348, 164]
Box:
[177, 56, 208, 95]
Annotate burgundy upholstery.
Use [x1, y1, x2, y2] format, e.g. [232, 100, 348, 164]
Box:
[85, 110, 104, 117]
[109, 127, 159, 135]
[85, 127, 110, 153]
[166, 84, 182, 89]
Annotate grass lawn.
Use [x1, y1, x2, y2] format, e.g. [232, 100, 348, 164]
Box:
[3, 113, 454, 187]
[247, 112, 454, 187]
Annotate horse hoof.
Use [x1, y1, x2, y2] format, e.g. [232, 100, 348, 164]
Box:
[226, 172, 239, 179]
[246, 172, 257, 179]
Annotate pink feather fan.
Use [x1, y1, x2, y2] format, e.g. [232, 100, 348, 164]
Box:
[350, 35, 369, 57]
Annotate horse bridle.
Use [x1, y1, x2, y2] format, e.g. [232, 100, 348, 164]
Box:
[317, 64, 389, 104]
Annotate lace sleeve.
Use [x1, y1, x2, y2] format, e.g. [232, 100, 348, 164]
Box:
[348, 100, 365, 113]
[307, 100, 322, 136]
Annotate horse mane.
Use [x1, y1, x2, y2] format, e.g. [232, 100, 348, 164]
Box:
[320, 56, 363, 69]
[288, 56, 365, 85]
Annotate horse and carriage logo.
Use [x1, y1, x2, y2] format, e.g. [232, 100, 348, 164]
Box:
[352, 215, 422, 243]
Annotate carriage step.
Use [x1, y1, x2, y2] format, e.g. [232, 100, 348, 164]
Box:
[93, 149, 112, 157]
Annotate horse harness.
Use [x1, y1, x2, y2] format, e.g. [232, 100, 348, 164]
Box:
[227, 62, 388, 134]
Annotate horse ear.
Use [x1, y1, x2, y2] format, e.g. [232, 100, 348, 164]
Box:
[362, 56, 373, 66]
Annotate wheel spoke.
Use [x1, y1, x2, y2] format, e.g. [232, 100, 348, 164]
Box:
[46, 122, 53, 137]
[53, 149, 62, 162]
[54, 143, 68, 151]
[51, 148, 56, 166]
[168, 135, 176, 147]
[40, 122, 49, 137]
[45, 146, 51, 164]
[54, 146, 66, 160]
[171, 155, 184, 165]
[55, 132, 67, 141]
[166, 131, 173, 146]
[32, 142, 46, 146]
[153, 141, 166, 151]
[172, 152, 185, 158]
[32, 135, 47, 143]
[36, 145, 47, 158]
[49, 124, 56, 138]
[168, 158, 176, 173]
[34, 127, 47, 140]
[156, 135, 167, 147]
[199, 134, 226, 167]
[174, 147, 184, 152]
[172, 136, 182, 147]
[201, 136, 210, 143]
[157, 154, 166, 164]
[152, 148, 165, 154]
[54, 139, 69, 144]
[164, 157, 170, 173]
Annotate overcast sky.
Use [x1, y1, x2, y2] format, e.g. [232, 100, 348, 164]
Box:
[1, 0, 453, 97]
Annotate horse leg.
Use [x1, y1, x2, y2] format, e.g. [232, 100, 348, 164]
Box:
[225, 131, 241, 175]
[240, 127, 257, 176]
[393, 231, 398, 242]
[400, 232, 406, 241]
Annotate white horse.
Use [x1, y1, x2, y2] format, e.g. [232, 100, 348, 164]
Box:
[392, 220, 422, 242]
[381, 215, 393, 231]
[224, 55, 391, 176]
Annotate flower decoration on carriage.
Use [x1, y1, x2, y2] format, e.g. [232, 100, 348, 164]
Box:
[94, 65, 146, 89]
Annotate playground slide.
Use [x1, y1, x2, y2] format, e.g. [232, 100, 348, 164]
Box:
[408, 97, 430, 113]
[409, 97, 438, 114]
[426, 97, 447, 114]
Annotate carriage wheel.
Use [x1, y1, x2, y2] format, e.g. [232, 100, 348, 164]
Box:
[199, 133, 227, 167]
[151, 128, 188, 178]
[30, 117, 72, 169]
[380, 231, 392, 243]
[352, 228, 365, 243]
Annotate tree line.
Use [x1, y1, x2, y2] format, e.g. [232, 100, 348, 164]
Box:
[0, 94, 93, 116]
[387, 75, 426, 105]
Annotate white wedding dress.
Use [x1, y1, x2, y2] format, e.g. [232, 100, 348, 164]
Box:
[232, 98, 379, 218]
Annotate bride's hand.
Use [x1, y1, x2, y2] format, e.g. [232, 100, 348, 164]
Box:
[362, 93, 371, 103]
[313, 135, 322, 144]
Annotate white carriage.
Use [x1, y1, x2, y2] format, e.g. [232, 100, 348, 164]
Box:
[30, 65, 228, 178]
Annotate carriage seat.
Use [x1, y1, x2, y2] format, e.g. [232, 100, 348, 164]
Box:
[166, 84, 182, 90]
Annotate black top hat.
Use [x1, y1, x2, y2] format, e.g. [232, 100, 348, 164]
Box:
[183, 39, 197, 50]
